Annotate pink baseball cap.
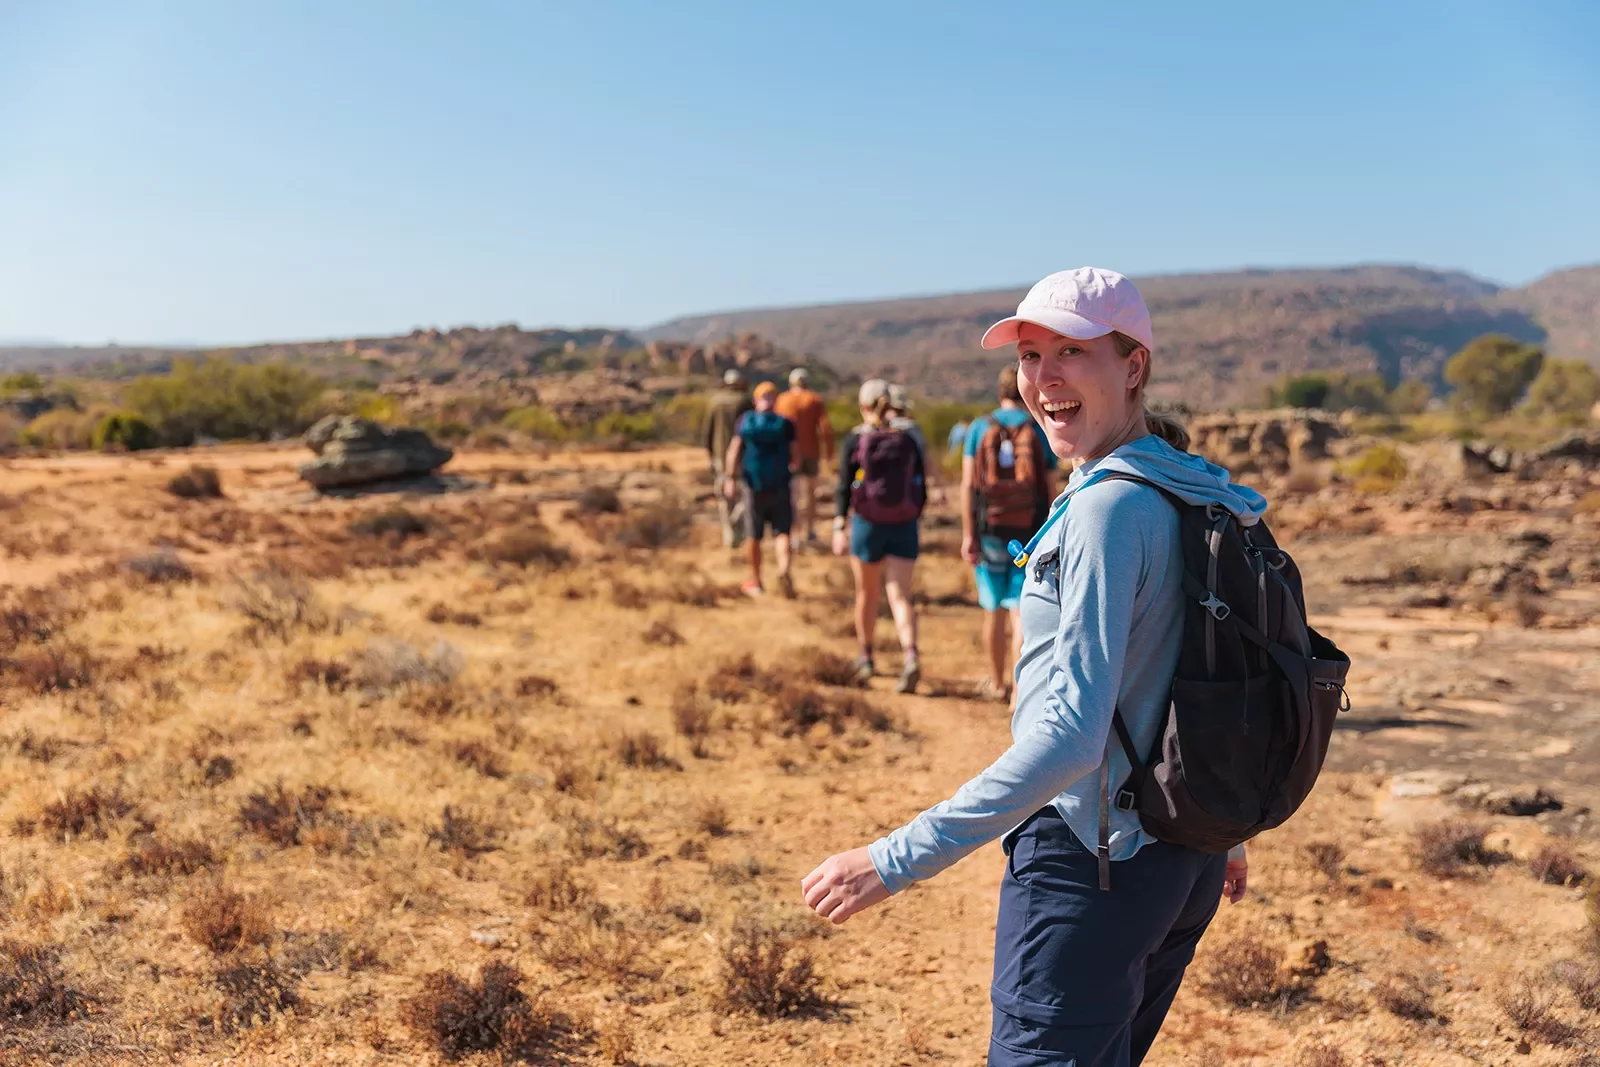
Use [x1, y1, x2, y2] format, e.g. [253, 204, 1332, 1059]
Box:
[980, 267, 1154, 352]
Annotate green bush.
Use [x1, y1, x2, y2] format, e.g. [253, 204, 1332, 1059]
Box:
[90, 412, 158, 452]
[593, 411, 660, 443]
[349, 393, 403, 424]
[21, 409, 98, 450]
[0, 372, 45, 394]
[502, 405, 570, 441]
[658, 393, 708, 443]
[1387, 379, 1433, 415]
[1443, 335, 1544, 417]
[1272, 373, 1332, 409]
[1340, 443, 1408, 487]
[1267, 371, 1394, 413]
[122, 356, 325, 445]
[1522, 359, 1600, 422]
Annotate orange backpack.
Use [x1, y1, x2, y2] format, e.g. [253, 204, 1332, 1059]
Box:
[974, 417, 1048, 533]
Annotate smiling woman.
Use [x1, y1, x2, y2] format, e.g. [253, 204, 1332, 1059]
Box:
[802, 268, 1262, 1067]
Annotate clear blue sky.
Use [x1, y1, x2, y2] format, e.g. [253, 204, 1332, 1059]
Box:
[2, 1, 1596, 346]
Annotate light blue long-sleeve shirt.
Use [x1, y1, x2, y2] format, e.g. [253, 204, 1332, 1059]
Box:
[867, 434, 1268, 893]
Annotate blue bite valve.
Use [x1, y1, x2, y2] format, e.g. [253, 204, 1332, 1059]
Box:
[1007, 539, 1027, 567]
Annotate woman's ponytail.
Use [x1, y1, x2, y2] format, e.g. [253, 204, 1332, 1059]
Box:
[1143, 409, 1191, 452]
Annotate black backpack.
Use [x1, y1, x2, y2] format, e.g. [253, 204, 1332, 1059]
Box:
[1066, 474, 1352, 889]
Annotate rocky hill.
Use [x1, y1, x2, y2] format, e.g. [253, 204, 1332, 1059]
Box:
[644, 264, 1600, 406]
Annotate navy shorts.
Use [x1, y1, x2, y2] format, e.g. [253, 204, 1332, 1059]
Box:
[742, 486, 793, 540]
[849, 515, 919, 562]
[989, 808, 1227, 1067]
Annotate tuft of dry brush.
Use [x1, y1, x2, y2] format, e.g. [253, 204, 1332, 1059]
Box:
[402, 961, 564, 1062]
[615, 498, 693, 550]
[1499, 973, 1577, 1045]
[1373, 973, 1435, 1020]
[452, 740, 508, 779]
[180, 883, 273, 955]
[1303, 841, 1345, 882]
[1292, 1044, 1349, 1067]
[230, 566, 327, 642]
[611, 730, 679, 771]
[721, 913, 829, 1018]
[525, 866, 595, 913]
[0, 940, 95, 1027]
[643, 617, 683, 646]
[470, 526, 571, 570]
[1529, 843, 1588, 886]
[8, 642, 98, 694]
[1200, 934, 1291, 1009]
[117, 834, 217, 878]
[168, 464, 223, 499]
[237, 782, 340, 849]
[26, 785, 136, 841]
[126, 547, 195, 584]
[796, 646, 866, 688]
[1413, 817, 1506, 876]
[213, 958, 299, 1031]
[1553, 959, 1600, 1011]
[427, 806, 500, 858]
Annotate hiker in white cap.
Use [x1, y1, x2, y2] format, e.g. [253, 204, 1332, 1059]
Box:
[701, 368, 752, 547]
[805, 268, 1255, 1067]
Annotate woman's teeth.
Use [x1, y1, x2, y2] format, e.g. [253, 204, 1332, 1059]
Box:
[1041, 400, 1080, 418]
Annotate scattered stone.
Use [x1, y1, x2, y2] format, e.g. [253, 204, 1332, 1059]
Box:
[1478, 785, 1562, 817]
[1281, 938, 1331, 980]
[298, 416, 453, 490]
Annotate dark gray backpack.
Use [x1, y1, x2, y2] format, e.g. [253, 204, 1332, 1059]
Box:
[1086, 475, 1351, 889]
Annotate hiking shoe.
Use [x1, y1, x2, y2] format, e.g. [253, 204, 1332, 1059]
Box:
[852, 656, 875, 684]
[895, 657, 921, 695]
[975, 678, 1010, 704]
[740, 581, 764, 598]
[778, 572, 796, 600]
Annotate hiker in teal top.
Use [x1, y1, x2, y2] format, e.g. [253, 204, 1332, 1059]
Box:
[962, 364, 1058, 705]
[724, 381, 799, 599]
[804, 268, 1253, 1067]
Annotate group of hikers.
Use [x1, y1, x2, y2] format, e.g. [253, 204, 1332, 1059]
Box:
[702, 361, 1054, 700]
[699, 267, 1347, 1066]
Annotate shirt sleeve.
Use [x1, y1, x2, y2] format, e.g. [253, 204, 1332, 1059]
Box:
[834, 430, 858, 517]
[866, 483, 1151, 893]
[962, 416, 988, 459]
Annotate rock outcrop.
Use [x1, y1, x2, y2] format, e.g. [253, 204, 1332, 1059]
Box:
[1187, 409, 1342, 474]
[298, 416, 453, 490]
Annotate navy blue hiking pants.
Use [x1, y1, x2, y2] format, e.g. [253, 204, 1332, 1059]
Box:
[988, 807, 1228, 1066]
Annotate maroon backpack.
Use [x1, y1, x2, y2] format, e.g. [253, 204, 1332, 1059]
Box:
[851, 428, 925, 525]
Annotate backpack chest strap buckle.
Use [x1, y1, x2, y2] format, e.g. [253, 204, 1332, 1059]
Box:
[1114, 788, 1138, 812]
[1199, 592, 1232, 621]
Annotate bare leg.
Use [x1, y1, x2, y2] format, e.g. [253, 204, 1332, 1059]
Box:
[982, 609, 1008, 690]
[883, 556, 919, 659]
[794, 473, 815, 540]
[746, 537, 763, 589]
[850, 556, 883, 660]
[775, 534, 792, 577]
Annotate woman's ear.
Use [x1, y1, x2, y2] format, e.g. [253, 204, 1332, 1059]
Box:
[1127, 345, 1150, 389]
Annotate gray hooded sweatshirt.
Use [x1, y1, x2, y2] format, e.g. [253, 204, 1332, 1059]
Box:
[868, 434, 1269, 894]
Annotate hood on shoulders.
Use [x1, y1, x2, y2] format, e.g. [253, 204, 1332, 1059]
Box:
[1064, 433, 1269, 526]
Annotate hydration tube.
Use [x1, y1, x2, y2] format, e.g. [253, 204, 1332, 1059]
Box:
[1006, 471, 1114, 568]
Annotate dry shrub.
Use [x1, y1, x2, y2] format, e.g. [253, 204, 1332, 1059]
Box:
[1500, 974, 1576, 1045]
[348, 506, 429, 540]
[214, 958, 299, 1031]
[230, 567, 327, 641]
[126, 548, 194, 584]
[286, 656, 351, 692]
[1413, 817, 1505, 876]
[471, 526, 571, 569]
[525, 867, 594, 913]
[426, 602, 481, 626]
[1292, 1044, 1348, 1067]
[168, 464, 223, 499]
[615, 498, 692, 550]
[575, 485, 622, 515]
[8, 642, 97, 694]
[515, 674, 561, 701]
[1201, 934, 1289, 1009]
[771, 683, 893, 737]
[1530, 843, 1588, 886]
[797, 646, 864, 688]
[595, 1015, 634, 1064]
[29, 786, 136, 841]
[611, 730, 679, 771]
[721, 913, 829, 1017]
[610, 581, 649, 610]
[538, 919, 648, 983]
[453, 740, 508, 779]
[403, 961, 563, 1061]
[562, 813, 649, 861]
[1303, 841, 1345, 882]
[643, 618, 683, 646]
[671, 684, 713, 739]
[706, 652, 771, 703]
[0, 940, 94, 1027]
[711, 855, 764, 886]
[1373, 973, 1435, 1020]
[180, 883, 273, 954]
[662, 573, 725, 607]
[1553, 959, 1600, 1011]
[238, 782, 340, 849]
[427, 806, 500, 857]
[695, 797, 731, 837]
[353, 637, 463, 692]
[117, 834, 216, 878]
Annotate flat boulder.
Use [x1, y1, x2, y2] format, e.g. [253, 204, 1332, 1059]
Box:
[298, 415, 453, 491]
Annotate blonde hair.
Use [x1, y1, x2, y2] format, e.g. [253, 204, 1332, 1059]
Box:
[862, 393, 892, 428]
[1111, 331, 1190, 452]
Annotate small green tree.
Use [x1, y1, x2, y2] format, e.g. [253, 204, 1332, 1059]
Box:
[1277, 373, 1332, 409]
[1443, 335, 1544, 417]
[1386, 378, 1433, 415]
[1521, 358, 1600, 422]
[91, 412, 158, 451]
[1330, 373, 1390, 413]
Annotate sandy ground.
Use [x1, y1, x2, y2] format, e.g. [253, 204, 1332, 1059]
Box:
[1, 444, 1598, 1066]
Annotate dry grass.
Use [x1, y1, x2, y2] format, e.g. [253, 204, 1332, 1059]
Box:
[1303, 840, 1345, 882]
[1413, 817, 1507, 876]
[1200, 934, 1291, 1009]
[116, 834, 217, 878]
[611, 730, 680, 771]
[1529, 842, 1588, 886]
[1291, 1044, 1348, 1067]
[21, 786, 137, 841]
[1499, 974, 1577, 1045]
[643, 617, 683, 646]
[402, 961, 565, 1061]
[1373, 972, 1435, 1020]
[525, 866, 595, 913]
[167, 464, 223, 499]
[180, 883, 274, 954]
[0, 940, 95, 1027]
[426, 806, 501, 857]
[469, 525, 571, 569]
[720, 913, 829, 1018]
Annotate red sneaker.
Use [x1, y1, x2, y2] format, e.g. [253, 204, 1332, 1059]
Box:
[740, 581, 764, 598]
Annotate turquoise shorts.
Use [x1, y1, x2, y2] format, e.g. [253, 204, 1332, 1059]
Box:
[976, 564, 1025, 612]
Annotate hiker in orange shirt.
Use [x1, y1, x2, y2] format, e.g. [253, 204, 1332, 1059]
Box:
[773, 367, 835, 545]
